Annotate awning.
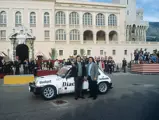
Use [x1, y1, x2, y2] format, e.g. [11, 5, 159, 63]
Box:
[36, 51, 44, 56]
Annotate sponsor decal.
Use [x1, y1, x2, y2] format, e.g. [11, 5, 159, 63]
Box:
[63, 82, 74, 86]
[39, 80, 51, 84]
[99, 78, 108, 80]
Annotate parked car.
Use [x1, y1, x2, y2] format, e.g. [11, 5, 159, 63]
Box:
[29, 65, 112, 100]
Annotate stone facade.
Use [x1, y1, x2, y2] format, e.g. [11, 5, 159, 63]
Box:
[0, 0, 156, 63]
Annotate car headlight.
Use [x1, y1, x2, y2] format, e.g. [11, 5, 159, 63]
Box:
[35, 78, 39, 84]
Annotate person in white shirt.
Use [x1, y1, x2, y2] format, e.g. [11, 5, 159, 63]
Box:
[54, 59, 59, 70]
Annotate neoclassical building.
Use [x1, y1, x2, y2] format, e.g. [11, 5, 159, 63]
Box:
[0, 0, 158, 63]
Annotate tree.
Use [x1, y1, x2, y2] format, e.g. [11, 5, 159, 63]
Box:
[49, 48, 57, 60]
[80, 49, 85, 56]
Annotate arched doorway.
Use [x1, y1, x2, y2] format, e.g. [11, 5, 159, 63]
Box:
[83, 30, 93, 40]
[96, 30, 105, 40]
[109, 31, 118, 41]
[16, 44, 29, 63]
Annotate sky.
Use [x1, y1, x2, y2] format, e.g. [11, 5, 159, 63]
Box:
[75, 0, 159, 22]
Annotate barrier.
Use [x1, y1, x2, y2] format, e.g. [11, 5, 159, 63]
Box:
[4, 75, 34, 85]
[131, 64, 159, 74]
[0, 73, 4, 79]
[37, 70, 58, 76]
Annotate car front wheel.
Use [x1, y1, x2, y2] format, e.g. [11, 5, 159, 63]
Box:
[98, 82, 108, 94]
[41, 86, 57, 100]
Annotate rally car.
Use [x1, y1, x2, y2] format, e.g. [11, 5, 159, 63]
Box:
[29, 65, 112, 100]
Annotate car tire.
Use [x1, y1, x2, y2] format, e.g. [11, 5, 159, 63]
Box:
[41, 85, 57, 100]
[98, 82, 108, 94]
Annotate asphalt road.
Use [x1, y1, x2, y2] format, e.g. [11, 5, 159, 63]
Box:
[1, 73, 159, 120]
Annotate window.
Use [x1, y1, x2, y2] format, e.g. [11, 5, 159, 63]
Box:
[73, 50, 77, 56]
[87, 50, 91, 56]
[112, 50, 116, 55]
[96, 13, 105, 26]
[55, 11, 65, 25]
[59, 50, 63, 56]
[0, 30, 6, 40]
[100, 50, 104, 55]
[44, 30, 50, 40]
[108, 14, 117, 26]
[56, 29, 66, 40]
[69, 12, 79, 25]
[127, 0, 129, 5]
[0, 11, 7, 26]
[30, 12, 36, 26]
[70, 29, 80, 40]
[124, 50, 127, 55]
[44, 12, 50, 27]
[83, 13, 92, 26]
[15, 11, 22, 26]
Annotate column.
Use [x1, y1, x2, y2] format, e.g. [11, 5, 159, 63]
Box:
[32, 41, 35, 60]
[134, 27, 137, 41]
[105, 13, 108, 27]
[80, 34, 83, 44]
[93, 13, 96, 28]
[79, 12, 83, 44]
[136, 28, 139, 41]
[106, 33, 109, 44]
[66, 11, 69, 44]
[105, 32, 107, 43]
[139, 28, 141, 41]
[29, 40, 33, 60]
[11, 42, 14, 61]
[93, 32, 96, 44]
[143, 27, 146, 41]
[93, 13, 96, 44]
[129, 27, 132, 41]
[13, 42, 16, 61]
[141, 28, 143, 41]
[126, 28, 129, 41]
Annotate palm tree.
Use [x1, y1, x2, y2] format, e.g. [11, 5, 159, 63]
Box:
[49, 48, 57, 60]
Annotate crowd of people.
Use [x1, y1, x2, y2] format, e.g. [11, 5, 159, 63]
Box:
[40, 56, 119, 74]
[133, 48, 159, 64]
[0, 56, 124, 76]
[0, 58, 38, 76]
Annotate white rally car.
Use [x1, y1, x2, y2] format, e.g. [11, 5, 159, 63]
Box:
[29, 65, 112, 100]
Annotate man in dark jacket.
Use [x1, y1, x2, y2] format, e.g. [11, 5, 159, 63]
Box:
[71, 55, 86, 100]
[107, 58, 112, 74]
[122, 58, 127, 73]
[47, 60, 53, 70]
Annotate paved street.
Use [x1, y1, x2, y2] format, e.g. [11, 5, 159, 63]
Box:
[1, 74, 159, 120]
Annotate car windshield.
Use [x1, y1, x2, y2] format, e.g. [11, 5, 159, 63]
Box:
[56, 67, 70, 77]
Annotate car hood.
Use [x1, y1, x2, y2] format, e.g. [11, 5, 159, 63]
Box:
[35, 75, 61, 83]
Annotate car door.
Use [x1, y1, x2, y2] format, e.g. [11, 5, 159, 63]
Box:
[62, 70, 75, 93]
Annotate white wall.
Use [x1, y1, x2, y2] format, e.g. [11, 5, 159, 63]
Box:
[0, 0, 155, 64]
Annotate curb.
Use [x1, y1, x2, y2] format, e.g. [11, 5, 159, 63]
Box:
[1, 84, 28, 87]
[130, 72, 159, 75]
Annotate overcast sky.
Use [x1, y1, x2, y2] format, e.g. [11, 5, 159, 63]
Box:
[75, 0, 159, 22]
